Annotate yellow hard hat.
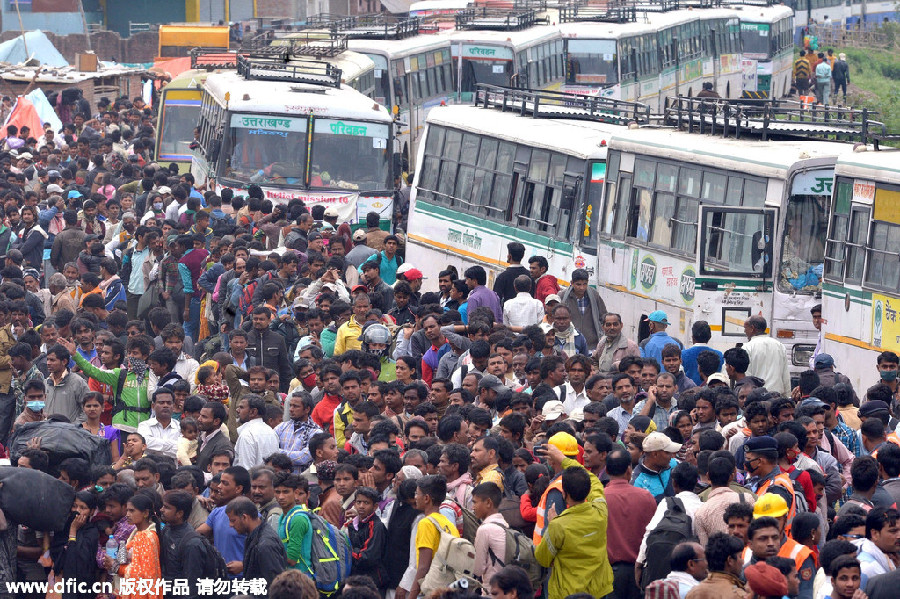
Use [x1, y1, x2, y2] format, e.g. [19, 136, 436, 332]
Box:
[754, 493, 789, 519]
[548, 432, 579, 457]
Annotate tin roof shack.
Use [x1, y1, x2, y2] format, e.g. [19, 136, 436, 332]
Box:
[0, 63, 147, 111]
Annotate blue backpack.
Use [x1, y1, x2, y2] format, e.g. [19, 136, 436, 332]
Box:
[307, 510, 352, 596]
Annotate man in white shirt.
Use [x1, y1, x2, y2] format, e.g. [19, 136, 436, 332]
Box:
[561, 355, 591, 414]
[502, 275, 545, 329]
[742, 315, 791, 395]
[136, 388, 181, 461]
[234, 394, 279, 469]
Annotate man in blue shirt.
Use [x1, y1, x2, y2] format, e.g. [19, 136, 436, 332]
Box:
[681, 321, 724, 386]
[640, 310, 683, 367]
[198, 466, 251, 578]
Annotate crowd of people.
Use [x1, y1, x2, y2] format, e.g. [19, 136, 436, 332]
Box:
[792, 47, 851, 105]
[0, 90, 898, 599]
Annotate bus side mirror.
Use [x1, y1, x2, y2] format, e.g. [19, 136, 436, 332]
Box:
[209, 139, 220, 163]
[561, 186, 576, 212]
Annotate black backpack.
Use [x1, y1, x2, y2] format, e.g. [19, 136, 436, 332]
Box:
[195, 533, 229, 580]
[640, 497, 693, 590]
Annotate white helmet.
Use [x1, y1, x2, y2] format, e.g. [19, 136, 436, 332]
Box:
[360, 323, 391, 357]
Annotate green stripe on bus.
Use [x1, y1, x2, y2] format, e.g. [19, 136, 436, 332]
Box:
[823, 284, 872, 301]
[415, 201, 574, 252]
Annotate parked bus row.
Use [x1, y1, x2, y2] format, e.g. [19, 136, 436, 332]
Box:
[406, 84, 899, 388]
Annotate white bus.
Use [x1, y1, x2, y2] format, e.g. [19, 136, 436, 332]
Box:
[408, 88, 645, 289]
[559, 7, 744, 111]
[448, 17, 565, 102]
[192, 56, 395, 225]
[821, 149, 900, 392]
[597, 126, 852, 377]
[735, 3, 795, 98]
[348, 34, 456, 171]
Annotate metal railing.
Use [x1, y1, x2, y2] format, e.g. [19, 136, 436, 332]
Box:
[559, 2, 637, 23]
[474, 83, 652, 125]
[190, 47, 239, 70]
[455, 7, 539, 30]
[237, 54, 342, 88]
[321, 14, 421, 39]
[242, 31, 348, 58]
[662, 95, 900, 147]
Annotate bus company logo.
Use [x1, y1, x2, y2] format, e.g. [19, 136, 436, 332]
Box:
[679, 267, 696, 304]
[874, 299, 883, 347]
[467, 47, 497, 57]
[370, 201, 384, 209]
[574, 255, 586, 269]
[639, 256, 657, 292]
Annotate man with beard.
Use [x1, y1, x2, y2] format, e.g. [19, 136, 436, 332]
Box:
[275, 391, 322, 473]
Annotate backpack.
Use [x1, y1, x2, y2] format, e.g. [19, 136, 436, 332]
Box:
[419, 515, 478, 595]
[486, 521, 547, 589]
[210, 212, 235, 237]
[195, 533, 229, 580]
[238, 272, 273, 318]
[307, 510, 353, 596]
[450, 496, 483, 543]
[782, 472, 811, 514]
[639, 497, 693, 590]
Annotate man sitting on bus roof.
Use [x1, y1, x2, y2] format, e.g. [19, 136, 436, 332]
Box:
[640, 311, 683, 368]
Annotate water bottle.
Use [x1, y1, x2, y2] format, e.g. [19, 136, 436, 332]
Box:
[105, 538, 118, 574]
[118, 540, 129, 566]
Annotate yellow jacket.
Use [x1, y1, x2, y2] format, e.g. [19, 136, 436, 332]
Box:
[535, 458, 612, 599]
[333, 317, 362, 356]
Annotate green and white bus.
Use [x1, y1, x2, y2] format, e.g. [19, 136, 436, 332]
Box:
[822, 149, 900, 392]
[408, 89, 641, 289]
[736, 3, 794, 98]
[598, 127, 850, 374]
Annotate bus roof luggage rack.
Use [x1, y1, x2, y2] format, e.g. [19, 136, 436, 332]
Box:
[242, 31, 348, 58]
[474, 83, 651, 125]
[627, 0, 721, 12]
[663, 96, 900, 148]
[322, 14, 421, 39]
[455, 7, 539, 30]
[190, 47, 239, 70]
[237, 54, 343, 88]
[720, 0, 776, 6]
[559, 2, 637, 23]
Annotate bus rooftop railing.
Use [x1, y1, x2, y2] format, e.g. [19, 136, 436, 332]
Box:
[559, 2, 637, 23]
[720, 0, 777, 6]
[190, 47, 238, 70]
[237, 54, 343, 88]
[662, 95, 900, 148]
[319, 14, 421, 39]
[242, 31, 349, 58]
[474, 83, 652, 125]
[455, 7, 539, 30]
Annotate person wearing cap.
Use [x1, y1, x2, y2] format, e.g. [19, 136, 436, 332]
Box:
[79, 199, 105, 239]
[743, 560, 788, 599]
[631, 431, 681, 501]
[640, 310, 683, 367]
[477, 374, 511, 418]
[346, 227, 377, 268]
[559, 268, 607, 350]
[743, 315, 792, 396]
[534, 440, 613, 599]
[541, 400, 567, 426]
[603, 446, 658, 599]
[743, 436, 803, 523]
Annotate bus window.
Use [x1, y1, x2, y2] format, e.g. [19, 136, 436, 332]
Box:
[824, 179, 851, 281]
[865, 221, 900, 292]
[779, 195, 828, 293]
[846, 208, 870, 285]
[743, 180, 767, 207]
[222, 114, 308, 184]
[701, 209, 772, 276]
[565, 39, 618, 86]
[367, 54, 391, 106]
[701, 172, 727, 205]
[725, 176, 743, 206]
[159, 97, 201, 160]
[311, 119, 391, 191]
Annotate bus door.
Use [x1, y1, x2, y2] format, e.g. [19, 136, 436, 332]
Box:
[695, 205, 776, 349]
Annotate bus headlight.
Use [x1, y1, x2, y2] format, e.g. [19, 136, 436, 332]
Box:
[792, 344, 816, 367]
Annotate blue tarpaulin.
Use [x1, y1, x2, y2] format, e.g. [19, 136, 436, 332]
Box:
[0, 30, 67, 68]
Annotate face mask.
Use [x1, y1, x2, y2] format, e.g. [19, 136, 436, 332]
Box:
[302, 373, 317, 388]
[26, 401, 44, 411]
[881, 370, 898, 382]
[153, 202, 163, 211]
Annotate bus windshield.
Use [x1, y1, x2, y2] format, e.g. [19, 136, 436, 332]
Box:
[159, 99, 200, 160]
[460, 59, 511, 92]
[365, 54, 392, 106]
[311, 119, 392, 191]
[565, 39, 618, 86]
[221, 113, 308, 185]
[741, 23, 771, 59]
[779, 194, 829, 294]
